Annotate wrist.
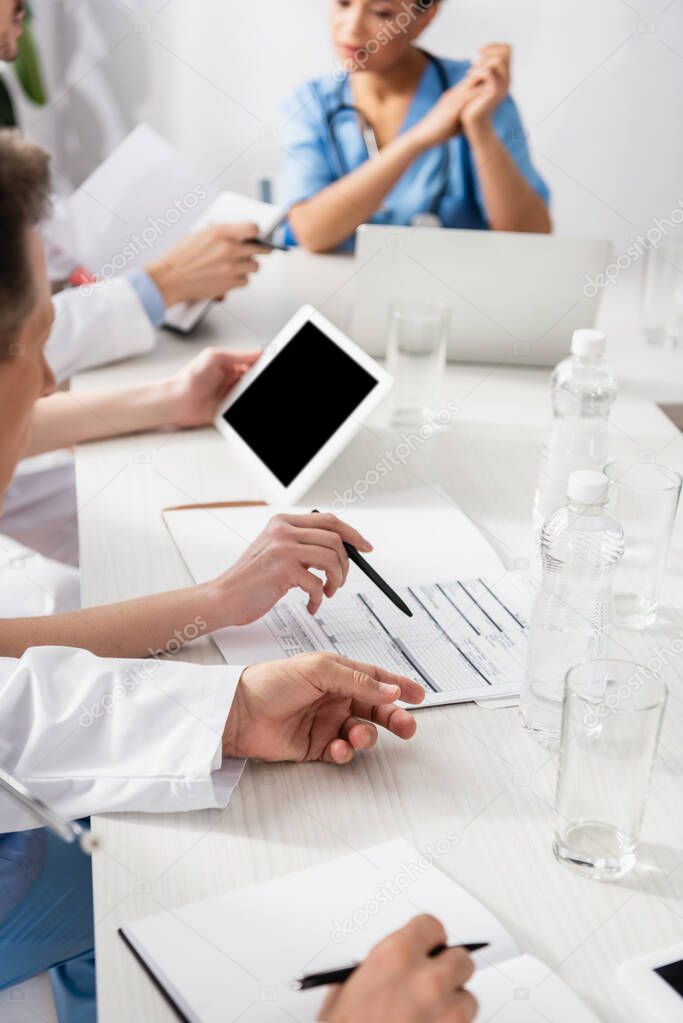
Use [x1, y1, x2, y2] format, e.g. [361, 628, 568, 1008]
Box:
[147, 259, 185, 309]
[108, 377, 179, 434]
[140, 376, 181, 431]
[464, 117, 497, 151]
[198, 576, 240, 633]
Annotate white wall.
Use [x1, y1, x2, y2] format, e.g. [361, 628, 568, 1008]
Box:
[12, 0, 683, 253]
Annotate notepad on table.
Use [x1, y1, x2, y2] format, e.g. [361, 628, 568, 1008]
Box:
[163, 489, 533, 707]
[120, 839, 599, 1023]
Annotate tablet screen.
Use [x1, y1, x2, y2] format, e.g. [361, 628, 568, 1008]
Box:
[655, 959, 683, 996]
[222, 320, 377, 486]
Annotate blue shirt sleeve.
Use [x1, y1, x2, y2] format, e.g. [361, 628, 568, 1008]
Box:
[472, 94, 550, 220]
[280, 83, 337, 215]
[125, 268, 166, 328]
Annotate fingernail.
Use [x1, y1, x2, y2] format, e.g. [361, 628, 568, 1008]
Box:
[379, 682, 400, 696]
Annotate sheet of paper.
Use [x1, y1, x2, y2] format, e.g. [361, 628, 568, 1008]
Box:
[212, 573, 529, 706]
[189, 191, 282, 235]
[58, 124, 218, 272]
[163, 489, 505, 590]
[164, 491, 529, 705]
[471, 954, 601, 1022]
[122, 839, 519, 1023]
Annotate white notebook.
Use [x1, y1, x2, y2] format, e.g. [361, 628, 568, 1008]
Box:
[120, 839, 599, 1023]
[163, 490, 532, 708]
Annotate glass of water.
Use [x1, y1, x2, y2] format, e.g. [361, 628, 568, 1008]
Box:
[554, 659, 667, 881]
[386, 301, 449, 427]
[641, 239, 683, 348]
[604, 460, 682, 629]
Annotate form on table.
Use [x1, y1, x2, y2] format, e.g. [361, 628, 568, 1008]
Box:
[240, 573, 529, 707]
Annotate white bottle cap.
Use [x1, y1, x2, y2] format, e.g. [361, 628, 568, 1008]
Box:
[567, 470, 609, 505]
[571, 328, 607, 359]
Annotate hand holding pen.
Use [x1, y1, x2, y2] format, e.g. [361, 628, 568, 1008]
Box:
[312, 915, 482, 1023]
[311, 510, 412, 618]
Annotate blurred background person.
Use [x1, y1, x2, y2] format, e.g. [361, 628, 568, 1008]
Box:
[280, 0, 550, 252]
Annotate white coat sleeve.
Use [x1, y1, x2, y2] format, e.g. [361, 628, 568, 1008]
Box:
[0, 647, 245, 831]
[46, 276, 157, 383]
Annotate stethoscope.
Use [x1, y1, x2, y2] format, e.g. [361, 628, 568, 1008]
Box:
[321, 50, 452, 228]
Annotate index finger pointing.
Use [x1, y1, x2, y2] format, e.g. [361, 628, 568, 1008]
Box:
[311, 658, 402, 705]
[332, 655, 425, 706]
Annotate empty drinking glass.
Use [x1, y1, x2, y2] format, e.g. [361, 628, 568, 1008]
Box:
[386, 301, 448, 427]
[553, 659, 667, 881]
[641, 240, 683, 348]
[604, 460, 682, 629]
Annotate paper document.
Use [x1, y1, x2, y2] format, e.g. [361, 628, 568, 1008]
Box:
[238, 574, 528, 703]
[120, 839, 599, 1023]
[57, 124, 218, 273]
[164, 491, 531, 707]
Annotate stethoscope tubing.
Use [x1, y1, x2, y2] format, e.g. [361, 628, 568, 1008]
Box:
[322, 50, 452, 218]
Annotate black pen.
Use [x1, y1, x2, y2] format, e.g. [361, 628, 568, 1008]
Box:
[293, 942, 489, 991]
[247, 238, 289, 252]
[311, 510, 412, 618]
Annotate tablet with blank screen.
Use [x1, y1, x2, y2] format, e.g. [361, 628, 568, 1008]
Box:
[214, 305, 393, 503]
[619, 942, 683, 1021]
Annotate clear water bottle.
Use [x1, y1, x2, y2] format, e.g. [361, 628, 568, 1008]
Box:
[519, 470, 625, 748]
[532, 329, 618, 535]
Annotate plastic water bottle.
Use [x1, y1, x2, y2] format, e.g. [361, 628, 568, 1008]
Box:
[519, 470, 625, 748]
[532, 329, 617, 535]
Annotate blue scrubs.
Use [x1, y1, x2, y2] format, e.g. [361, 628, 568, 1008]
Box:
[281, 55, 550, 250]
[0, 829, 96, 1022]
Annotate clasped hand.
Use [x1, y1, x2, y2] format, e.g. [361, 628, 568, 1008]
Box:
[413, 43, 512, 149]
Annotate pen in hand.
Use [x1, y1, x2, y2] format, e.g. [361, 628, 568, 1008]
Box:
[293, 942, 489, 991]
[311, 510, 412, 618]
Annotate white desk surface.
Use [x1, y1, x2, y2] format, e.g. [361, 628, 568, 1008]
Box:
[72, 250, 683, 1023]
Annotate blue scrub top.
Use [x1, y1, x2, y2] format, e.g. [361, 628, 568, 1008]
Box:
[280, 55, 550, 251]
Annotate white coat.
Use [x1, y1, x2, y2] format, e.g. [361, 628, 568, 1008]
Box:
[0, 533, 244, 833]
[45, 274, 156, 382]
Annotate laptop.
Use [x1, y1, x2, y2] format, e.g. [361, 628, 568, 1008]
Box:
[350, 225, 613, 366]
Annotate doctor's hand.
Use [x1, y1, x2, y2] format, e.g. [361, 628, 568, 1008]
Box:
[461, 44, 511, 134]
[318, 915, 477, 1023]
[206, 512, 374, 627]
[162, 346, 260, 428]
[222, 653, 424, 763]
[147, 222, 267, 308]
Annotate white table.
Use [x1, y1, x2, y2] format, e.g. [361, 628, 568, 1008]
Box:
[73, 251, 683, 1023]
